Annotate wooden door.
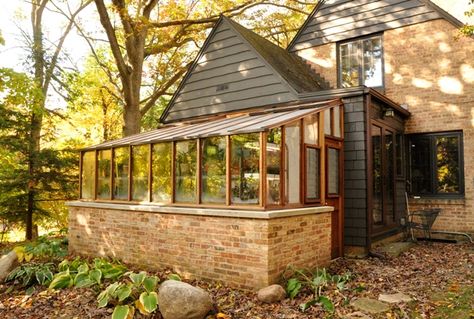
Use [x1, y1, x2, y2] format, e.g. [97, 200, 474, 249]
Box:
[326, 138, 344, 258]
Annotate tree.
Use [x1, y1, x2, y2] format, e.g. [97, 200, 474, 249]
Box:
[18, 0, 90, 239]
[0, 69, 77, 240]
[460, 0, 474, 36]
[88, 0, 313, 136]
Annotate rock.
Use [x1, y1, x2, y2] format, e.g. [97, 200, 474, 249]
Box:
[257, 284, 286, 303]
[158, 280, 213, 319]
[0, 251, 18, 283]
[378, 292, 413, 304]
[351, 298, 390, 314]
[343, 311, 372, 319]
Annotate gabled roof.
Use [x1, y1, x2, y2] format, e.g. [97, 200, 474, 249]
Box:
[160, 16, 327, 124]
[225, 18, 328, 93]
[288, 0, 466, 52]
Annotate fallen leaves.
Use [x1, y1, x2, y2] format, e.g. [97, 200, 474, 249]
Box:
[0, 242, 472, 318]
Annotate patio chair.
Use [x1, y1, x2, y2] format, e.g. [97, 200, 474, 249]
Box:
[407, 208, 441, 242]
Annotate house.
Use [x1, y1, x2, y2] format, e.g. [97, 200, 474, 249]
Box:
[68, 0, 473, 289]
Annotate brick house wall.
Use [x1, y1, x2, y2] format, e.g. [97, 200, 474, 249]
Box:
[68, 204, 332, 290]
[295, 19, 474, 235]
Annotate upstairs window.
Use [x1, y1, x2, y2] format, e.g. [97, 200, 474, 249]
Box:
[338, 35, 383, 88]
[407, 132, 464, 197]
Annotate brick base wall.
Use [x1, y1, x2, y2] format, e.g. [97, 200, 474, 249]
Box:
[68, 205, 331, 290]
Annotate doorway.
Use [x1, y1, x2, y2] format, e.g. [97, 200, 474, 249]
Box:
[371, 123, 397, 232]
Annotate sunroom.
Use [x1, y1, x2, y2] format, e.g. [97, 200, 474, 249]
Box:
[69, 98, 344, 289]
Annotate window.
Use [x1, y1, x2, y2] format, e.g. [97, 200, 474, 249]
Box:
[152, 143, 172, 203]
[175, 140, 197, 203]
[201, 136, 226, 204]
[231, 134, 260, 205]
[266, 128, 281, 205]
[132, 145, 149, 201]
[408, 132, 463, 197]
[285, 122, 301, 204]
[339, 35, 383, 88]
[81, 151, 95, 199]
[305, 147, 320, 202]
[97, 149, 112, 199]
[113, 147, 129, 200]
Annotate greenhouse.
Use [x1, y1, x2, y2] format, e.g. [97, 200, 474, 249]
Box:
[79, 99, 343, 210]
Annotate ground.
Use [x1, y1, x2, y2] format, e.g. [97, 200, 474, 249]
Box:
[0, 242, 472, 319]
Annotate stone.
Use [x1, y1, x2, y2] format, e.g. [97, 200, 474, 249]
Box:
[257, 284, 286, 303]
[0, 251, 18, 283]
[378, 292, 413, 304]
[343, 311, 372, 319]
[351, 298, 390, 314]
[158, 280, 213, 319]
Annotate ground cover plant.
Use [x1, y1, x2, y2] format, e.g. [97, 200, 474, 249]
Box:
[0, 241, 472, 318]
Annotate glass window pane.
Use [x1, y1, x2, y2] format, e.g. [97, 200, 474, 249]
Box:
[152, 143, 172, 203]
[175, 140, 197, 203]
[285, 122, 300, 204]
[113, 147, 129, 200]
[436, 135, 460, 193]
[372, 125, 383, 225]
[333, 107, 341, 138]
[267, 128, 281, 205]
[328, 148, 340, 195]
[132, 145, 149, 201]
[231, 134, 260, 205]
[396, 133, 403, 176]
[363, 37, 383, 87]
[385, 131, 394, 222]
[340, 42, 360, 87]
[81, 151, 95, 199]
[306, 147, 320, 200]
[324, 109, 331, 135]
[97, 149, 111, 199]
[410, 135, 432, 194]
[304, 114, 319, 145]
[201, 136, 226, 204]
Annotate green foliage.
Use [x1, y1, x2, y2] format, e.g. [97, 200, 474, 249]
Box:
[167, 273, 181, 281]
[49, 257, 127, 290]
[0, 68, 78, 239]
[284, 266, 352, 313]
[460, 0, 474, 36]
[97, 271, 160, 317]
[6, 262, 55, 287]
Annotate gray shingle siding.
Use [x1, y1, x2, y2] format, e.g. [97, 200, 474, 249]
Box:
[343, 96, 368, 247]
[289, 0, 443, 51]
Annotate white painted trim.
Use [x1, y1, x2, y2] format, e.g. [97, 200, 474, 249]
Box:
[67, 201, 333, 219]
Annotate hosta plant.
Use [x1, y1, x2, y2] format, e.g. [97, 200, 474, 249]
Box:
[97, 271, 159, 319]
[284, 266, 352, 313]
[6, 262, 55, 287]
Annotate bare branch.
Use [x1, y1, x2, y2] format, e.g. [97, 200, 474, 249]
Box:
[140, 62, 191, 116]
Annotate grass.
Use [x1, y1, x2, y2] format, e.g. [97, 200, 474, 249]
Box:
[431, 284, 474, 319]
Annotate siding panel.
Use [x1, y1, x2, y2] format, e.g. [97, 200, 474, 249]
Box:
[290, 0, 442, 51]
[163, 18, 297, 122]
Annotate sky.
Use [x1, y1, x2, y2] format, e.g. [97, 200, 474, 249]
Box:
[0, 0, 472, 73]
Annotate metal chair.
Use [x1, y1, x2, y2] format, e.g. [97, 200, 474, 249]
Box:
[407, 208, 441, 242]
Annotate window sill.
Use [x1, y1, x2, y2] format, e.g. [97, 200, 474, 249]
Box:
[408, 197, 465, 205]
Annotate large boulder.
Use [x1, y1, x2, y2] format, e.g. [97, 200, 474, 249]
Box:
[0, 251, 18, 282]
[158, 280, 213, 319]
[257, 284, 286, 303]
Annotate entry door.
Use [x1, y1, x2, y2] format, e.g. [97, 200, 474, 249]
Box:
[371, 124, 396, 230]
[326, 138, 344, 258]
